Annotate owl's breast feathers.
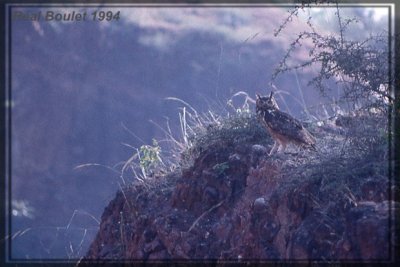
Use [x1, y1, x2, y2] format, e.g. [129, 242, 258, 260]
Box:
[257, 107, 316, 148]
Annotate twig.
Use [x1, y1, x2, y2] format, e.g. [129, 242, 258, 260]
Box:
[187, 199, 226, 232]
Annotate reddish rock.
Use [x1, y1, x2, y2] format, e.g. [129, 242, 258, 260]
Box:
[82, 136, 395, 263]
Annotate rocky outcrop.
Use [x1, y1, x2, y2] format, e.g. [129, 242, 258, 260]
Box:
[83, 133, 396, 262]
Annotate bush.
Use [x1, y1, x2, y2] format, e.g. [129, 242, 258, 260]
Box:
[273, 3, 391, 114]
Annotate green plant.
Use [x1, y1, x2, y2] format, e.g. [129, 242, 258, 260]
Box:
[139, 139, 163, 173]
[118, 138, 168, 183]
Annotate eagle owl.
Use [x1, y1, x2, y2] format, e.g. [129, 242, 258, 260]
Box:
[256, 92, 316, 155]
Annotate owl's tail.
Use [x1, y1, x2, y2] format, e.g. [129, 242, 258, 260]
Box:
[310, 143, 317, 151]
[303, 128, 317, 151]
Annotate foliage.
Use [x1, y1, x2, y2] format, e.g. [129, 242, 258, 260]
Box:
[120, 138, 167, 182]
[139, 139, 162, 172]
[273, 3, 392, 113]
[179, 104, 270, 168]
[121, 92, 270, 182]
[270, 3, 392, 180]
[280, 115, 389, 210]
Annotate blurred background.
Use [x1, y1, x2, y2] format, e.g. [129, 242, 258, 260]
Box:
[8, 5, 388, 259]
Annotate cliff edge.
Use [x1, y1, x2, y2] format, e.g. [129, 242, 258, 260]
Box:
[83, 113, 397, 262]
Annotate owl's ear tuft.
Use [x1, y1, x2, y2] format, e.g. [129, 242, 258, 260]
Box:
[256, 93, 261, 99]
[269, 91, 274, 99]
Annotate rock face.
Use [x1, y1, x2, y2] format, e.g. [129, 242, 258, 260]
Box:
[83, 117, 396, 262]
[84, 154, 395, 261]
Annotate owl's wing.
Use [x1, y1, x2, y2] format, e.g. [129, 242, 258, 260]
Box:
[263, 109, 316, 145]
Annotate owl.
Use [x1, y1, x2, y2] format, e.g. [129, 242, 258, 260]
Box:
[256, 92, 316, 155]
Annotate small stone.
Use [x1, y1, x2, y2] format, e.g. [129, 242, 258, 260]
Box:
[253, 197, 267, 213]
[254, 197, 266, 206]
